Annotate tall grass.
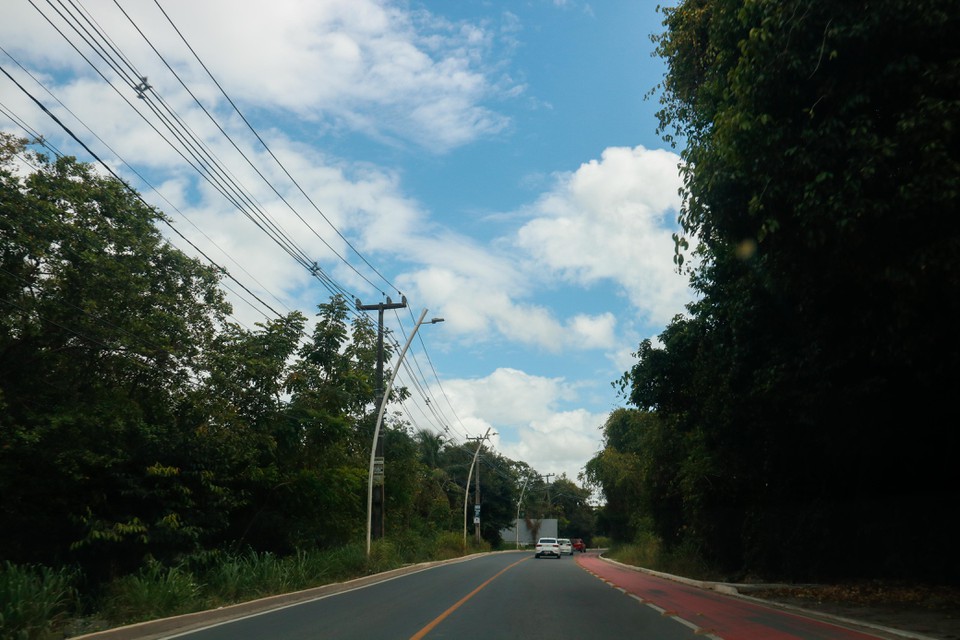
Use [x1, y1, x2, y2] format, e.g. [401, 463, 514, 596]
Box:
[431, 532, 469, 560]
[0, 561, 77, 640]
[606, 532, 662, 568]
[101, 560, 200, 624]
[591, 536, 612, 549]
[604, 533, 724, 582]
[318, 541, 371, 580]
[199, 541, 405, 609]
[7, 530, 493, 635]
[201, 551, 287, 606]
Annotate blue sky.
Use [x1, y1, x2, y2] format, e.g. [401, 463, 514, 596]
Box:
[0, 0, 692, 489]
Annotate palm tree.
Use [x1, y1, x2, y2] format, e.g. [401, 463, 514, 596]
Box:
[415, 429, 445, 469]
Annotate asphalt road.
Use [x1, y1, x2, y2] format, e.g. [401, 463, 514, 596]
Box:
[80, 551, 914, 640]
[165, 552, 702, 640]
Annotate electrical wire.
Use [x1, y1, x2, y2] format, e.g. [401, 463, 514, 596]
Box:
[0, 63, 290, 327]
[150, 0, 400, 298]
[5, 1, 513, 485]
[112, 0, 386, 296]
[25, 0, 396, 328]
[29, 0, 329, 284]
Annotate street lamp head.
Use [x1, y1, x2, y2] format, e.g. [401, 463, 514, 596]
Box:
[429, 317, 445, 324]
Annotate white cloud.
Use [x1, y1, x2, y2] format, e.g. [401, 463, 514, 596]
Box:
[5, 5, 689, 355]
[386, 146, 690, 360]
[516, 145, 690, 326]
[0, 0, 517, 154]
[568, 312, 617, 349]
[2, 0, 688, 491]
[154, 0, 512, 151]
[431, 368, 604, 481]
[507, 408, 604, 482]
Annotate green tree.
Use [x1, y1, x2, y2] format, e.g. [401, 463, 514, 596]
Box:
[410, 429, 460, 533]
[228, 295, 380, 552]
[415, 429, 446, 469]
[0, 138, 233, 575]
[624, 0, 960, 582]
[187, 313, 308, 554]
[548, 475, 594, 541]
[473, 450, 523, 547]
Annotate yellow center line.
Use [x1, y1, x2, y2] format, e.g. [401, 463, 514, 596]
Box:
[409, 556, 530, 640]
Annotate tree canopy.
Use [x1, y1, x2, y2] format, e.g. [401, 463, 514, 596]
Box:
[0, 136, 595, 583]
[589, 0, 959, 583]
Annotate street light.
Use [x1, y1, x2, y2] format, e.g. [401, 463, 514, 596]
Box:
[366, 308, 444, 557]
[515, 474, 530, 549]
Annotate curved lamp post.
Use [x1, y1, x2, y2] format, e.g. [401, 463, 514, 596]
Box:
[366, 308, 444, 557]
[515, 474, 530, 549]
[462, 426, 492, 551]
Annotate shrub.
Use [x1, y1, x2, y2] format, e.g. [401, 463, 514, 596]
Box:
[431, 532, 467, 560]
[317, 542, 369, 581]
[387, 529, 432, 564]
[592, 536, 612, 549]
[367, 539, 400, 574]
[0, 562, 77, 640]
[101, 560, 199, 624]
[604, 534, 723, 582]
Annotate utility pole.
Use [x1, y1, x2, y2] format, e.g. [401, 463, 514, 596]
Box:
[362, 308, 444, 556]
[516, 474, 530, 549]
[543, 473, 555, 516]
[475, 451, 481, 543]
[356, 296, 407, 540]
[463, 428, 492, 550]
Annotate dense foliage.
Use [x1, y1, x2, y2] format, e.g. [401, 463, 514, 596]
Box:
[0, 137, 594, 598]
[588, 0, 959, 583]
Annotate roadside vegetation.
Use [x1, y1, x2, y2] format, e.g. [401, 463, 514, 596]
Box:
[0, 535, 492, 639]
[0, 136, 595, 640]
[586, 0, 957, 588]
[602, 537, 724, 583]
[3, 0, 956, 636]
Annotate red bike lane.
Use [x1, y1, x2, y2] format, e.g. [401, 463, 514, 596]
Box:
[575, 553, 888, 640]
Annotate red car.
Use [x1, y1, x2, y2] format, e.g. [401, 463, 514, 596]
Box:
[571, 538, 586, 552]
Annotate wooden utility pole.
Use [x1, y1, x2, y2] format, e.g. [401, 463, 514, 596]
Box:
[356, 296, 406, 539]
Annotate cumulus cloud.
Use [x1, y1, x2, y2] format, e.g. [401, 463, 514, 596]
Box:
[160, 0, 514, 151]
[0, 0, 517, 154]
[516, 145, 689, 326]
[569, 312, 617, 350]
[2, 0, 691, 485]
[431, 368, 605, 482]
[389, 145, 690, 357]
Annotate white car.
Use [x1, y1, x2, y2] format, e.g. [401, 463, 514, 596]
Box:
[534, 537, 561, 559]
[557, 538, 573, 555]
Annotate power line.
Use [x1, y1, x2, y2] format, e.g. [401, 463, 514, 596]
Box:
[112, 0, 387, 295]
[9, 3, 479, 478]
[28, 0, 337, 287]
[23, 0, 414, 330]
[0, 100, 63, 158]
[150, 0, 400, 298]
[0, 63, 290, 326]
